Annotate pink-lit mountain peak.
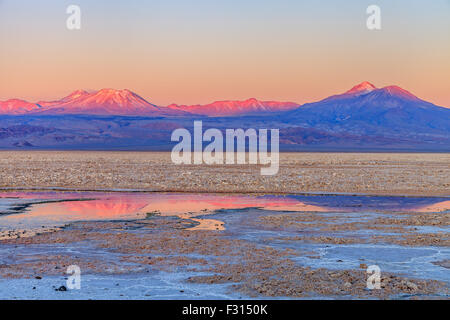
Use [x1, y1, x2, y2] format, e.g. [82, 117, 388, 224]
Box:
[0, 99, 39, 114]
[345, 81, 377, 95]
[37, 89, 90, 107]
[380, 85, 419, 100]
[324, 82, 423, 103]
[209, 98, 265, 108]
[168, 98, 300, 116]
[83, 88, 151, 106]
[66, 89, 89, 99]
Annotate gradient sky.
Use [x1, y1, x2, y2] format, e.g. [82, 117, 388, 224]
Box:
[0, 0, 449, 107]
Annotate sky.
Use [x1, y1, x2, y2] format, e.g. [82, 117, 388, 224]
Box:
[0, 0, 449, 107]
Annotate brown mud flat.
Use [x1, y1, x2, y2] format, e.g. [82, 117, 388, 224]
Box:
[0, 151, 449, 196]
[1, 216, 448, 299]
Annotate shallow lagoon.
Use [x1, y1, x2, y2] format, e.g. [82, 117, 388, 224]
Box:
[0, 192, 448, 299]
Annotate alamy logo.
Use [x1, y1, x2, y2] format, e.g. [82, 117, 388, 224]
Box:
[66, 265, 81, 290]
[66, 5, 81, 30]
[171, 121, 279, 175]
[366, 5, 381, 30]
[366, 265, 381, 289]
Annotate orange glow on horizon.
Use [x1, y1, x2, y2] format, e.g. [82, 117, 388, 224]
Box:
[0, 1, 449, 108]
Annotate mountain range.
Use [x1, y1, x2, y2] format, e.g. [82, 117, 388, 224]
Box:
[0, 82, 449, 150]
[0, 89, 299, 117]
[166, 98, 299, 116]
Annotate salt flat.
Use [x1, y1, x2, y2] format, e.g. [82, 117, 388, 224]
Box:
[0, 151, 448, 196]
[0, 152, 448, 299]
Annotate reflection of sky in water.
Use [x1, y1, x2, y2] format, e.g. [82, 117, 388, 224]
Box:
[0, 191, 448, 294]
[0, 192, 448, 230]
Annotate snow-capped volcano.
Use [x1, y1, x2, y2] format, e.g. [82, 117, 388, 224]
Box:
[284, 82, 450, 135]
[34, 89, 186, 116]
[345, 81, 377, 95]
[321, 82, 420, 103]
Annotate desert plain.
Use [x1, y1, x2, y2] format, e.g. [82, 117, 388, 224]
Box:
[0, 151, 448, 299]
[0, 151, 449, 196]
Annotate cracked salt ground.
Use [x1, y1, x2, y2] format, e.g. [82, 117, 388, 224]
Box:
[291, 245, 450, 283]
[0, 242, 124, 268]
[201, 207, 449, 287]
[0, 272, 245, 300]
[0, 232, 246, 299]
[200, 208, 405, 242]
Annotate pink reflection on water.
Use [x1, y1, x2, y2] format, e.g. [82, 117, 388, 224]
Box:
[138, 194, 329, 216]
[0, 192, 329, 230]
[29, 199, 150, 220]
[0, 192, 448, 231]
[411, 201, 450, 213]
